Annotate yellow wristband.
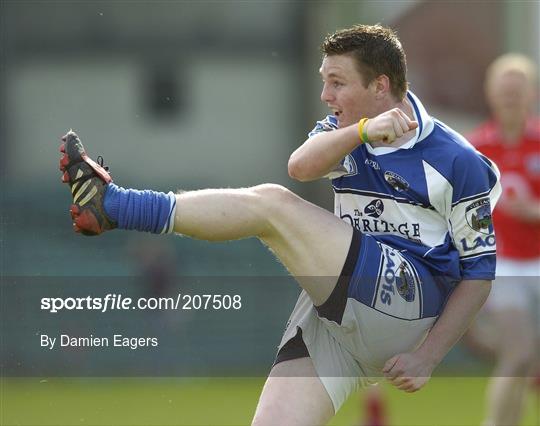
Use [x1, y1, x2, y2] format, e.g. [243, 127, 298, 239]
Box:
[357, 118, 370, 144]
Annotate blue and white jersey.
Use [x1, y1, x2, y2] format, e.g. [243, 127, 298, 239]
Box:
[309, 92, 501, 286]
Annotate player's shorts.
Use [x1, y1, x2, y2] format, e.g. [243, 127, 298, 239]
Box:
[486, 257, 540, 327]
[274, 230, 438, 412]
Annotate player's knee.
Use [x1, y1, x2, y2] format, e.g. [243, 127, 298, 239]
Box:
[251, 184, 297, 208]
[252, 183, 292, 197]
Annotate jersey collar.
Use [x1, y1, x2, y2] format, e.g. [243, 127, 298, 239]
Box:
[365, 90, 434, 155]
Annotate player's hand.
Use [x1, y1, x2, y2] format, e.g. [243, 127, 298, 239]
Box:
[382, 352, 437, 392]
[365, 108, 418, 144]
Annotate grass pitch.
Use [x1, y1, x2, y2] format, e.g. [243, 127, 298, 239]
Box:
[1, 377, 538, 425]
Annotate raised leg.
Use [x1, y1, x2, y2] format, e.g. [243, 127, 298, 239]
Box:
[59, 132, 354, 305]
[173, 184, 353, 305]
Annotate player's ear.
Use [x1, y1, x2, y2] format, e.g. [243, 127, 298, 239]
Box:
[371, 75, 391, 100]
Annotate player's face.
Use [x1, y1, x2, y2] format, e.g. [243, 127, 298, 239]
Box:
[319, 54, 377, 128]
[487, 70, 535, 123]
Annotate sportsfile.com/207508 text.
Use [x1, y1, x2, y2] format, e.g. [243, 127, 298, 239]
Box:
[40, 293, 243, 313]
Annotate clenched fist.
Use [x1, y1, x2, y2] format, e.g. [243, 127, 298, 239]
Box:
[365, 108, 418, 144]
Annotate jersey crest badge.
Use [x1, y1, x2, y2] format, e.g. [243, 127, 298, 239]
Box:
[384, 171, 410, 192]
[465, 198, 493, 235]
[396, 261, 416, 302]
[341, 154, 358, 176]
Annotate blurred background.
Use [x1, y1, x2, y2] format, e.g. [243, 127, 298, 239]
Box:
[1, 1, 539, 425]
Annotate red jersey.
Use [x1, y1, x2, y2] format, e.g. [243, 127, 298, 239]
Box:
[469, 118, 540, 259]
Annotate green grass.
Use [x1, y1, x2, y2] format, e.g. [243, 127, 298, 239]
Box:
[1, 377, 538, 425]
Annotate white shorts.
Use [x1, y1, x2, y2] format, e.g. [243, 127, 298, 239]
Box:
[277, 290, 436, 412]
[274, 231, 446, 412]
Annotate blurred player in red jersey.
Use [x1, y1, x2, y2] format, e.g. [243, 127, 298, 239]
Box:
[468, 53, 540, 426]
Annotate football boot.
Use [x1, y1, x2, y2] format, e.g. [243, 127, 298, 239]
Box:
[59, 130, 117, 236]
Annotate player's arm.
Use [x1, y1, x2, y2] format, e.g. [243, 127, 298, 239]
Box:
[288, 124, 359, 181]
[383, 279, 491, 392]
[383, 148, 500, 392]
[288, 108, 417, 182]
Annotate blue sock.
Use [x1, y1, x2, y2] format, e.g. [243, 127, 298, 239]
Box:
[103, 183, 176, 234]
